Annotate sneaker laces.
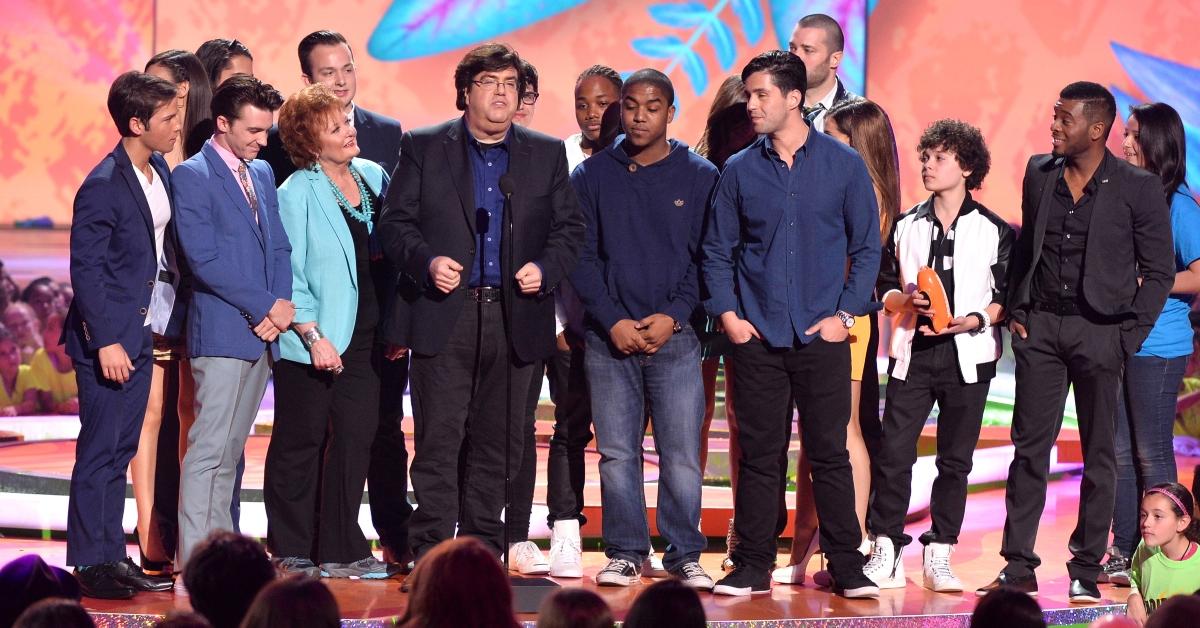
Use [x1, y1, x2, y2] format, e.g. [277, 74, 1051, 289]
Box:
[927, 551, 954, 580]
[864, 543, 890, 573]
[680, 562, 707, 580]
[600, 558, 636, 575]
[554, 537, 582, 563]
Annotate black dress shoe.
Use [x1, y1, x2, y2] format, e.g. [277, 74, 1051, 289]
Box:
[975, 571, 1038, 597]
[1069, 579, 1101, 604]
[75, 563, 136, 599]
[112, 557, 174, 592]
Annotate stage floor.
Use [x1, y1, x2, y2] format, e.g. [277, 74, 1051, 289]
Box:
[2, 468, 1171, 627]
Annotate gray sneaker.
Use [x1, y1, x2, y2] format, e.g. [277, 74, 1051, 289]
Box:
[271, 556, 320, 577]
[320, 556, 398, 579]
[670, 561, 715, 590]
[1099, 546, 1130, 586]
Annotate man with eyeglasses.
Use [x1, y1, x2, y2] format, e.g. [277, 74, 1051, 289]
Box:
[512, 59, 539, 127]
[377, 43, 583, 562]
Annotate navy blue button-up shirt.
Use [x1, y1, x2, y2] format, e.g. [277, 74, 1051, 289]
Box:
[701, 130, 881, 347]
[465, 119, 511, 288]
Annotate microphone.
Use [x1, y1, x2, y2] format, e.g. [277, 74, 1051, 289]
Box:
[499, 173, 516, 198]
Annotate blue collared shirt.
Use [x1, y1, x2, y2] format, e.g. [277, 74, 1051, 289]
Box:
[701, 130, 881, 347]
[465, 118, 511, 288]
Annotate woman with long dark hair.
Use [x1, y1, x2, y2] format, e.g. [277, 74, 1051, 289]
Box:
[1102, 102, 1200, 584]
[695, 75, 757, 573]
[774, 97, 902, 585]
[145, 50, 213, 162]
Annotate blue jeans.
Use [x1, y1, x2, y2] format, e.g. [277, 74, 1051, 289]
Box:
[1111, 354, 1186, 556]
[586, 326, 706, 570]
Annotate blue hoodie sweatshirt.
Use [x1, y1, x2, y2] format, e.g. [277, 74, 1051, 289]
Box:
[570, 137, 718, 334]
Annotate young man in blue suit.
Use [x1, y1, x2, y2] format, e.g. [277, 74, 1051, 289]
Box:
[172, 75, 293, 566]
[64, 71, 181, 599]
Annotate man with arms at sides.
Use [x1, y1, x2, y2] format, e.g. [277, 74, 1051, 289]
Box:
[702, 50, 881, 598]
[377, 43, 583, 561]
[571, 68, 717, 590]
[65, 71, 180, 598]
[263, 30, 402, 186]
[788, 13, 857, 132]
[260, 28, 412, 567]
[978, 82, 1173, 603]
[172, 75, 294, 567]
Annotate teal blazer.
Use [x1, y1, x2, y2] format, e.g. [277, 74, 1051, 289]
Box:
[277, 157, 387, 363]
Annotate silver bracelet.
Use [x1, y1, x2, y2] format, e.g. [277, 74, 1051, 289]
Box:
[300, 325, 325, 350]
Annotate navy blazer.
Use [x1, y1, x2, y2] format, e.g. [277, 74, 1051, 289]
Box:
[64, 142, 168, 362]
[377, 118, 584, 362]
[172, 141, 293, 361]
[263, 105, 402, 186]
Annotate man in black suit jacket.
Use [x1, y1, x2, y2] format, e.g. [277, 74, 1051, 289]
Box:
[260, 30, 414, 564]
[378, 43, 582, 560]
[260, 30, 402, 186]
[976, 82, 1173, 602]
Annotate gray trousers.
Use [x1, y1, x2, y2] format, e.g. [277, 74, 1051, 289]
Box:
[177, 351, 271, 565]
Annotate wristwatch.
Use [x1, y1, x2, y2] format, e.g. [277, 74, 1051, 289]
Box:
[671, 317, 684, 333]
[835, 310, 856, 329]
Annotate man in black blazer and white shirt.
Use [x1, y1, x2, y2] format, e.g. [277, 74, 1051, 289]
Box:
[978, 81, 1173, 603]
[377, 43, 583, 560]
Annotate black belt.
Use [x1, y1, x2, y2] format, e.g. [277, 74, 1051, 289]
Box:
[1033, 301, 1080, 316]
[158, 270, 176, 283]
[468, 286, 503, 303]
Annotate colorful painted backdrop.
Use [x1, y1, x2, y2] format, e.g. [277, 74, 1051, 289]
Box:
[3, 0, 1198, 225]
[1, 0, 863, 224]
[867, 0, 1200, 220]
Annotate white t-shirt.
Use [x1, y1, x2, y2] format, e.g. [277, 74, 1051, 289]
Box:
[133, 164, 171, 326]
[809, 83, 839, 133]
[556, 134, 592, 337]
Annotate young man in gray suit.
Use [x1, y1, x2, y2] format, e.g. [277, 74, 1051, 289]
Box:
[172, 75, 293, 566]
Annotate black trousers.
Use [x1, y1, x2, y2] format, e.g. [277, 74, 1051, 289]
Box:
[508, 358, 544, 542]
[265, 328, 380, 563]
[367, 350, 412, 556]
[729, 336, 865, 582]
[869, 340, 990, 548]
[511, 342, 594, 539]
[1001, 310, 1123, 581]
[150, 360, 183, 560]
[408, 300, 535, 556]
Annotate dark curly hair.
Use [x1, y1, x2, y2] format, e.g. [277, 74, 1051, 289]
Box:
[917, 118, 991, 190]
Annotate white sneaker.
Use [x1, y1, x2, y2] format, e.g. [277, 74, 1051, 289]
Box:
[771, 563, 806, 585]
[548, 519, 583, 578]
[922, 543, 963, 592]
[642, 548, 668, 578]
[862, 536, 906, 589]
[508, 541, 550, 575]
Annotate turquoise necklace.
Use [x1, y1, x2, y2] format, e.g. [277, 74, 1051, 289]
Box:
[316, 162, 373, 232]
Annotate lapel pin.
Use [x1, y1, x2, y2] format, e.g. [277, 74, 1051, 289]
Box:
[674, 199, 685, 207]
[628, 163, 638, 173]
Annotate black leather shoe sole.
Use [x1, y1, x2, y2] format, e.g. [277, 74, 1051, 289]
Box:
[975, 573, 1038, 597]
